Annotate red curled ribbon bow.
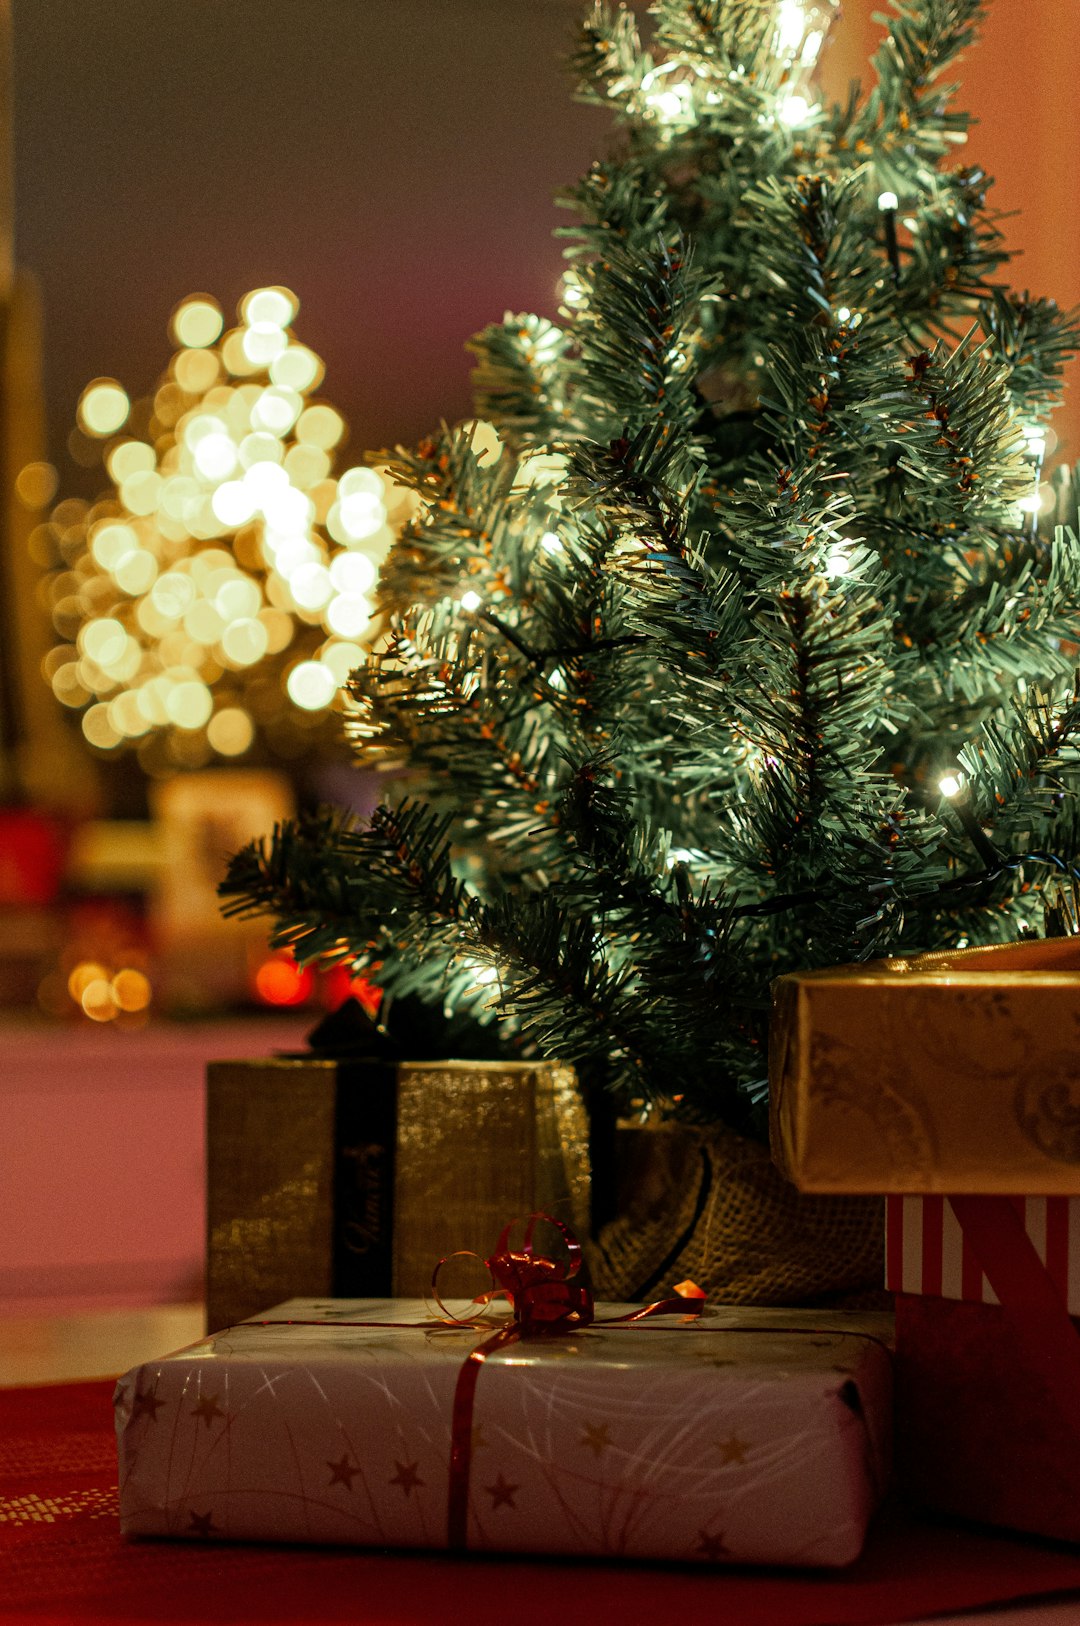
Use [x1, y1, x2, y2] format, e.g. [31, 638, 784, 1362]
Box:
[435, 1213, 705, 1547]
[247, 1215, 706, 1552]
[431, 1212, 595, 1336]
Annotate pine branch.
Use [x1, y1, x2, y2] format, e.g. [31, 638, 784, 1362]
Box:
[466, 314, 574, 449]
[854, 0, 987, 192]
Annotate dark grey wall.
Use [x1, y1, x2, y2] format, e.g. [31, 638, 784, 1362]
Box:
[14, 1, 623, 471]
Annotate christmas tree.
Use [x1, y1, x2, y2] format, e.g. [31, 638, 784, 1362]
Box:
[41, 289, 411, 774]
[223, 0, 1079, 1140]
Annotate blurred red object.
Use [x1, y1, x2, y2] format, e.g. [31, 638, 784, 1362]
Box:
[0, 808, 68, 905]
[253, 953, 315, 1007]
[321, 961, 382, 1015]
[252, 951, 383, 1013]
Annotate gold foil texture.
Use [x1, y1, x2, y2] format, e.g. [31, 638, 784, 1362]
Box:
[393, 1061, 591, 1297]
[206, 1059, 591, 1333]
[770, 939, 1080, 1197]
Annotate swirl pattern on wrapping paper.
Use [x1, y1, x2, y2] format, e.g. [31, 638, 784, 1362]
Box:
[1015, 1068, 1080, 1165]
[895, 988, 1030, 1080]
[809, 1033, 937, 1182]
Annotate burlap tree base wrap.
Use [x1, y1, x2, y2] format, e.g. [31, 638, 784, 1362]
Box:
[586, 1122, 884, 1307]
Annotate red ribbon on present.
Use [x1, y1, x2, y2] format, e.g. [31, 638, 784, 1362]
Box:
[432, 1213, 704, 1548]
[234, 1276, 887, 1556]
[242, 1213, 706, 1553]
[431, 1212, 595, 1334]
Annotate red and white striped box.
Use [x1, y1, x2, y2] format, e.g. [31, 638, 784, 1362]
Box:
[885, 1195, 1080, 1313]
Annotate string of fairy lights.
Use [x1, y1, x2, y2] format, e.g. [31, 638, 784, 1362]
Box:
[36, 0, 1059, 788]
[636, 0, 833, 131]
[38, 286, 417, 772]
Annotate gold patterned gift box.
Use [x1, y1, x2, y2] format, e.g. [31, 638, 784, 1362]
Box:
[115, 1298, 893, 1567]
[206, 1058, 591, 1333]
[769, 937, 1080, 1196]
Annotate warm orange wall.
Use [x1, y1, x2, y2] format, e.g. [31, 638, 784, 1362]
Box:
[823, 0, 1080, 462]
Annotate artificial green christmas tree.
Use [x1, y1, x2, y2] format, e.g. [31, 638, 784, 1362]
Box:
[222, 0, 1080, 1294]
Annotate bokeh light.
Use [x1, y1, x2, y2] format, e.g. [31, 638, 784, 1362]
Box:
[77, 380, 130, 437]
[15, 461, 59, 509]
[254, 952, 314, 1006]
[66, 958, 152, 1022]
[170, 296, 224, 350]
[42, 287, 419, 769]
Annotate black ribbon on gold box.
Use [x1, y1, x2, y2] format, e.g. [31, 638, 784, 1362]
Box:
[205, 1006, 591, 1333]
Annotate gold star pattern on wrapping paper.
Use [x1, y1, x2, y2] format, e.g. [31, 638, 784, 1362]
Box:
[579, 1422, 612, 1457]
[695, 1528, 730, 1562]
[716, 1433, 750, 1466]
[388, 1460, 425, 1497]
[191, 1394, 228, 1429]
[327, 1453, 359, 1490]
[187, 1509, 221, 1538]
[132, 1385, 166, 1423]
[484, 1473, 519, 1511]
[470, 1425, 488, 1453]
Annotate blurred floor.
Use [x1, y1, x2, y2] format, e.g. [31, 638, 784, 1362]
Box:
[1, 1015, 307, 1318]
[0, 1301, 205, 1385]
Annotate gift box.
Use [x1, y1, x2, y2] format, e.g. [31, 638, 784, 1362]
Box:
[887, 1190, 1080, 1541]
[206, 1058, 591, 1332]
[885, 1194, 1080, 1311]
[769, 937, 1080, 1195]
[767, 930, 1080, 1545]
[895, 1291, 1080, 1543]
[115, 1298, 893, 1567]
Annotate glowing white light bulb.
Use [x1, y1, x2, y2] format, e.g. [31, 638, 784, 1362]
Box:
[460, 590, 482, 612]
[825, 545, 852, 578]
[1016, 493, 1043, 515]
[877, 191, 899, 212]
[319, 641, 365, 686]
[800, 27, 825, 66]
[1021, 425, 1047, 460]
[774, 0, 805, 55]
[640, 64, 698, 126]
[836, 307, 852, 324]
[652, 88, 689, 120]
[289, 563, 334, 611]
[778, 93, 812, 127]
[540, 531, 563, 554]
[938, 774, 963, 799]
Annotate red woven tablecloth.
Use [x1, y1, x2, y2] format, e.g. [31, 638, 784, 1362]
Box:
[4, 1380, 1080, 1626]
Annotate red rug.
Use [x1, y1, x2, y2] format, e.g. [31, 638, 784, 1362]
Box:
[4, 1379, 1080, 1626]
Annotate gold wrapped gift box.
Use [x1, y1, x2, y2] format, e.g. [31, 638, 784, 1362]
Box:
[770, 938, 1080, 1196]
[206, 1058, 591, 1333]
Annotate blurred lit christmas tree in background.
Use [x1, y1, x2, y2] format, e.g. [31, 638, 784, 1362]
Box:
[223, 0, 1080, 1135]
[39, 287, 416, 776]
